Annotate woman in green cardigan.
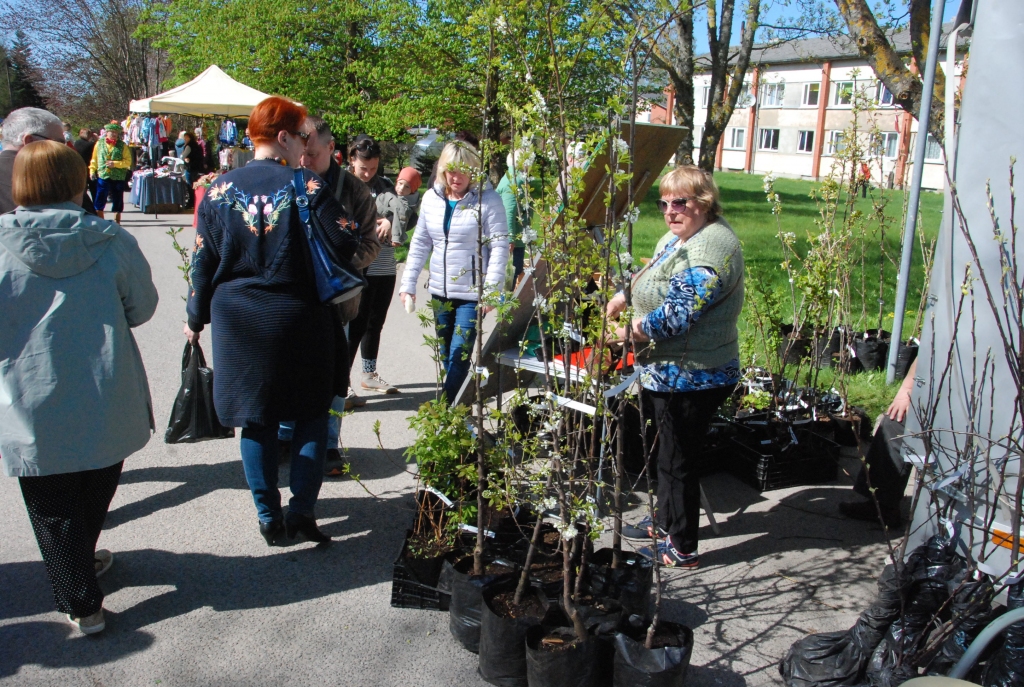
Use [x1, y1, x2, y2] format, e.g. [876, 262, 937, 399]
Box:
[607, 165, 744, 568]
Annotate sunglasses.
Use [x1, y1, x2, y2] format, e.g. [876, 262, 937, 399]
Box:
[656, 197, 691, 214]
[290, 130, 310, 143]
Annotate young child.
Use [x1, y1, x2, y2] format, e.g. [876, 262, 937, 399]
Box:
[376, 167, 422, 246]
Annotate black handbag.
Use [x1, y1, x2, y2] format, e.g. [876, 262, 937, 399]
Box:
[291, 168, 366, 305]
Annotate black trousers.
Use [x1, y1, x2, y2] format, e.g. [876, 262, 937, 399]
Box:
[18, 461, 124, 618]
[853, 415, 912, 509]
[348, 273, 397, 368]
[647, 384, 735, 554]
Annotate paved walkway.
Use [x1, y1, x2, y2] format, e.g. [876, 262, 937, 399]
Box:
[0, 205, 896, 686]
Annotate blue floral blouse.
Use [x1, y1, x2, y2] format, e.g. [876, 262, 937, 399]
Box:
[633, 241, 740, 393]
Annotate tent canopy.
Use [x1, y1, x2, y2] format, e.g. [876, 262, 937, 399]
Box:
[129, 65, 272, 118]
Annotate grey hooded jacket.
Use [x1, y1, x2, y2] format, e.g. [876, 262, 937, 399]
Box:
[0, 203, 158, 476]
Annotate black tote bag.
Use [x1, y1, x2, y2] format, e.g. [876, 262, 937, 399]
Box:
[165, 342, 235, 443]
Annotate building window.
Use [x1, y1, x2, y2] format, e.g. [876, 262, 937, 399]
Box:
[876, 81, 895, 106]
[761, 82, 785, 108]
[924, 133, 942, 160]
[826, 130, 846, 155]
[701, 86, 711, 108]
[876, 131, 899, 158]
[797, 130, 815, 153]
[726, 127, 746, 150]
[736, 81, 755, 108]
[803, 82, 820, 107]
[758, 128, 780, 151]
[832, 81, 854, 106]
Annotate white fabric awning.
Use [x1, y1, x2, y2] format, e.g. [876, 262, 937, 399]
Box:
[129, 65, 272, 117]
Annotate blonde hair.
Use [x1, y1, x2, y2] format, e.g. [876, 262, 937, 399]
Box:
[436, 141, 481, 194]
[12, 140, 88, 207]
[659, 165, 722, 221]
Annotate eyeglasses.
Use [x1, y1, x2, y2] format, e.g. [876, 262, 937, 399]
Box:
[656, 197, 691, 214]
[290, 130, 310, 144]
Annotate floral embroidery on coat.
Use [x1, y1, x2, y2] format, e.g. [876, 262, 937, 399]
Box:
[209, 182, 294, 236]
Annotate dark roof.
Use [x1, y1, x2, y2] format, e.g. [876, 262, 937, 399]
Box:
[690, 23, 967, 69]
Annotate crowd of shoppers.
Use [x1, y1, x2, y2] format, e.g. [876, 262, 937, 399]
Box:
[0, 98, 913, 643]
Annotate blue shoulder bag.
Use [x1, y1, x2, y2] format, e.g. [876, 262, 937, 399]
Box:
[291, 168, 366, 304]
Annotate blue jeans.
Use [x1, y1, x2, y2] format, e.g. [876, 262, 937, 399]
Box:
[433, 296, 478, 404]
[95, 178, 126, 213]
[279, 396, 345, 448]
[512, 246, 525, 282]
[240, 414, 328, 523]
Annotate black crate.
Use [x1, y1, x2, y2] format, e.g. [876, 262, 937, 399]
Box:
[728, 427, 838, 492]
[390, 529, 451, 611]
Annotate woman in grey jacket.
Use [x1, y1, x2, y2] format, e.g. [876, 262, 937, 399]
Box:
[399, 141, 509, 403]
[0, 141, 158, 635]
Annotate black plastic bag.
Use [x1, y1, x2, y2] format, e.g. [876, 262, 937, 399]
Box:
[780, 563, 905, 687]
[165, 342, 234, 443]
[982, 582, 1024, 687]
[614, 616, 694, 687]
[478, 581, 549, 687]
[449, 556, 516, 653]
[584, 548, 654, 620]
[926, 576, 996, 676]
[866, 539, 961, 687]
[526, 622, 601, 687]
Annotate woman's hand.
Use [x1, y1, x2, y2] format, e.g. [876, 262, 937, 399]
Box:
[606, 292, 626, 319]
[480, 304, 495, 315]
[183, 323, 200, 345]
[400, 292, 415, 313]
[376, 218, 392, 242]
[614, 318, 648, 343]
[887, 390, 911, 422]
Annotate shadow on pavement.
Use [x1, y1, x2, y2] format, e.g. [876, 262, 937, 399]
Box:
[0, 618, 154, 677]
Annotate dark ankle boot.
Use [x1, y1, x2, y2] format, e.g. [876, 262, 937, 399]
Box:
[285, 512, 330, 543]
[259, 519, 284, 546]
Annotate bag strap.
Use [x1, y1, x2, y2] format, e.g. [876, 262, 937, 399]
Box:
[291, 168, 314, 234]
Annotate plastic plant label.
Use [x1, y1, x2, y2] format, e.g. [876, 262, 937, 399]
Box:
[459, 523, 496, 538]
[422, 486, 454, 507]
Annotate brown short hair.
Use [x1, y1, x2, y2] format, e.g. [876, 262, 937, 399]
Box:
[248, 96, 308, 146]
[12, 140, 88, 207]
[659, 165, 722, 221]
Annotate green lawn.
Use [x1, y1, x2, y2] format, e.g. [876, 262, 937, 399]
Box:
[635, 171, 944, 416]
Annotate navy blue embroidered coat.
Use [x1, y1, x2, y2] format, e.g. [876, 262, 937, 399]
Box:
[186, 159, 359, 428]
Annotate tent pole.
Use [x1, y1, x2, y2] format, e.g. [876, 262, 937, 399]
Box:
[886, 0, 946, 384]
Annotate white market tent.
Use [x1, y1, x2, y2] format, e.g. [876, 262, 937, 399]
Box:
[129, 65, 272, 118]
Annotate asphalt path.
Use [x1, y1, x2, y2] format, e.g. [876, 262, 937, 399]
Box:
[0, 205, 895, 686]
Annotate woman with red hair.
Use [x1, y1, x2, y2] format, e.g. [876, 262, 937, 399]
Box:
[184, 96, 359, 545]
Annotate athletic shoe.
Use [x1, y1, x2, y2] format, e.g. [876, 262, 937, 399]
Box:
[361, 372, 398, 394]
[94, 550, 113, 578]
[345, 388, 367, 410]
[638, 537, 699, 568]
[621, 514, 667, 540]
[67, 609, 105, 635]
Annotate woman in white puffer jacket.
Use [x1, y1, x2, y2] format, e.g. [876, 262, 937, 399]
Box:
[400, 141, 509, 403]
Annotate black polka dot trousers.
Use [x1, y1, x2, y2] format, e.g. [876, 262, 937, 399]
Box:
[18, 461, 124, 619]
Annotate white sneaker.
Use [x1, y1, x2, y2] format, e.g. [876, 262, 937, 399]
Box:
[94, 549, 113, 578]
[361, 371, 398, 394]
[67, 609, 105, 635]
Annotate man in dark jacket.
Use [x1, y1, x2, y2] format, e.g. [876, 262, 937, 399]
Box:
[282, 115, 380, 473]
[74, 128, 98, 202]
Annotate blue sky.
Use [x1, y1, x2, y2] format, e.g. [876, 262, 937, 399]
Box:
[692, 0, 965, 54]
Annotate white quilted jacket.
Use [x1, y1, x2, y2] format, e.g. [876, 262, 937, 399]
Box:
[400, 184, 510, 301]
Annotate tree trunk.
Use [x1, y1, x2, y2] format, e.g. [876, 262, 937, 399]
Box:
[835, 0, 945, 143]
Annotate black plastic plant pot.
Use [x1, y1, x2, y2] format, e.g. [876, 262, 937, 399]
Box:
[779, 324, 811, 366]
[449, 555, 517, 653]
[612, 618, 694, 687]
[478, 580, 550, 687]
[584, 548, 653, 621]
[525, 622, 604, 687]
[893, 342, 919, 380]
[391, 529, 455, 610]
[854, 329, 891, 372]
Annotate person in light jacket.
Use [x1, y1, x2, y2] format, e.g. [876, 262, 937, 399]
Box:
[0, 140, 158, 635]
[399, 141, 509, 404]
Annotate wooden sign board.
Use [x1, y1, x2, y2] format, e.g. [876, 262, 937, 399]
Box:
[455, 121, 686, 405]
